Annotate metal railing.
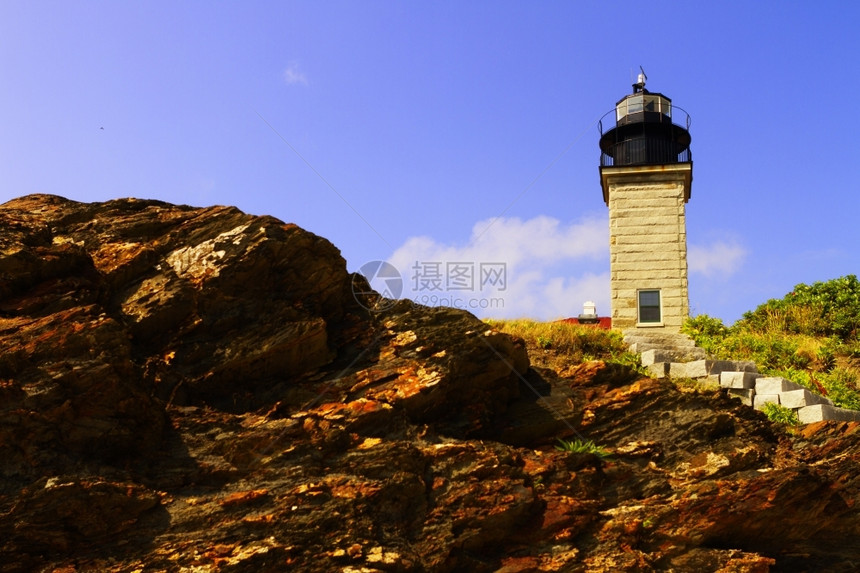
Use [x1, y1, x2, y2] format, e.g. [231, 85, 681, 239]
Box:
[598, 105, 692, 135]
[600, 137, 692, 167]
[598, 106, 692, 167]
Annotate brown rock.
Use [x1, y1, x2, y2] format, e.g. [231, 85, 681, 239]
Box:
[5, 194, 860, 571]
[1, 478, 160, 567]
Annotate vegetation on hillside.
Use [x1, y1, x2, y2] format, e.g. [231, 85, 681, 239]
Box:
[759, 402, 801, 426]
[682, 275, 860, 410]
[484, 319, 643, 373]
[486, 276, 860, 415]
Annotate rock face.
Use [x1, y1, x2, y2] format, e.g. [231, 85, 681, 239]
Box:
[2, 194, 860, 571]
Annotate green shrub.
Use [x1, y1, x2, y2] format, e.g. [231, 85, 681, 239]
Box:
[760, 402, 800, 426]
[608, 350, 648, 373]
[682, 314, 730, 356]
[739, 275, 860, 341]
[844, 341, 860, 359]
[683, 313, 729, 339]
[555, 437, 612, 459]
[820, 368, 860, 410]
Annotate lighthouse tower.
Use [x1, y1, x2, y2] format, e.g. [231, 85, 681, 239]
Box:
[598, 73, 693, 332]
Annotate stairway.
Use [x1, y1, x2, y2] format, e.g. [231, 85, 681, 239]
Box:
[624, 329, 860, 424]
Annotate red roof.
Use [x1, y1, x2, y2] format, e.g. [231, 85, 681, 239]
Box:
[557, 317, 612, 329]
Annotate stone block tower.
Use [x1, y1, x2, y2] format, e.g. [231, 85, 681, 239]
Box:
[598, 74, 692, 332]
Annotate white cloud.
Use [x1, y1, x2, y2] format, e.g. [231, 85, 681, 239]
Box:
[688, 241, 747, 277]
[282, 62, 308, 86]
[386, 215, 610, 320]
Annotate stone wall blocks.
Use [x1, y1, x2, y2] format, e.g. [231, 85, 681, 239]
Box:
[720, 371, 762, 389]
[755, 377, 805, 394]
[797, 404, 860, 424]
[780, 389, 832, 409]
[728, 388, 755, 408]
[641, 348, 707, 366]
[646, 362, 669, 379]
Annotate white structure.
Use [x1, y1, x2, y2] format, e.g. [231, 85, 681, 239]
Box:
[598, 81, 693, 332]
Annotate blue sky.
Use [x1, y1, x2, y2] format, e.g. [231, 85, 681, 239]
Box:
[2, 1, 858, 324]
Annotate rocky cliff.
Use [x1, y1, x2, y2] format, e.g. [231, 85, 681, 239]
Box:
[2, 195, 860, 572]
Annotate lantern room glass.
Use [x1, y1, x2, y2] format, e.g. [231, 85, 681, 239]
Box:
[616, 95, 672, 122]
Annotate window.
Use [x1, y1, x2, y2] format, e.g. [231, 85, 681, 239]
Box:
[615, 100, 627, 122]
[643, 95, 659, 113]
[659, 97, 672, 118]
[638, 290, 661, 324]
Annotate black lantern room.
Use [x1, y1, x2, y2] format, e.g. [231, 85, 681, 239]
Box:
[599, 74, 692, 167]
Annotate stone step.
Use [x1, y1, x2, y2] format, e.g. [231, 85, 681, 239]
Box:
[627, 337, 699, 349]
[798, 404, 860, 424]
[754, 377, 805, 394]
[724, 377, 840, 420]
[623, 330, 698, 343]
[640, 348, 708, 366]
[720, 371, 763, 390]
[632, 337, 859, 423]
[780, 388, 832, 409]
[753, 392, 779, 410]
[628, 340, 699, 353]
[669, 359, 758, 379]
[623, 331, 700, 354]
[728, 388, 755, 408]
[645, 362, 669, 379]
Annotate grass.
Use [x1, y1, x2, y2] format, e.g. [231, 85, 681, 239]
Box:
[672, 376, 720, 394]
[555, 437, 612, 459]
[484, 319, 645, 374]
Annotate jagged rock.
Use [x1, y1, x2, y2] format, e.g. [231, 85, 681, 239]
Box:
[4, 194, 860, 571]
[1, 478, 161, 560]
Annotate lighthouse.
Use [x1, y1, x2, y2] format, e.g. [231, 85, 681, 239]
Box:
[598, 72, 693, 332]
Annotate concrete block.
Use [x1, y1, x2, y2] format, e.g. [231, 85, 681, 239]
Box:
[755, 377, 804, 394]
[720, 371, 762, 390]
[674, 360, 743, 379]
[780, 389, 832, 409]
[728, 388, 755, 408]
[623, 331, 698, 347]
[686, 348, 709, 361]
[640, 348, 707, 366]
[646, 362, 669, 379]
[753, 394, 780, 410]
[797, 404, 860, 424]
[639, 349, 663, 366]
[733, 361, 759, 373]
[668, 362, 691, 378]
